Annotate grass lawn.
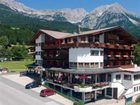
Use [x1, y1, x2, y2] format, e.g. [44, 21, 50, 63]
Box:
[0, 59, 34, 72]
[132, 103, 140, 105]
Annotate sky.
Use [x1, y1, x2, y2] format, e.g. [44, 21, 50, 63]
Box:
[17, 0, 140, 16]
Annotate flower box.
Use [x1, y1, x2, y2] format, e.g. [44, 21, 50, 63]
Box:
[74, 86, 92, 92]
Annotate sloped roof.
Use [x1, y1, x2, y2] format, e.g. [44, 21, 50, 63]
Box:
[31, 26, 138, 43]
[40, 29, 73, 39]
[31, 29, 73, 43]
[64, 26, 119, 38]
[64, 26, 137, 43]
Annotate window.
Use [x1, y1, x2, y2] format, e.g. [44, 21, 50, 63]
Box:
[100, 62, 103, 68]
[124, 74, 131, 80]
[106, 88, 112, 96]
[134, 87, 137, 92]
[85, 63, 89, 68]
[100, 51, 104, 56]
[91, 50, 99, 56]
[79, 63, 83, 68]
[36, 43, 41, 46]
[116, 74, 121, 80]
[67, 38, 71, 43]
[36, 60, 42, 65]
[73, 63, 77, 68]
[80, 36, 86, 42]
[94, 62, 99, 68]
[134, 74, 140, 80]
[36, 51, 41, 55]
[95, 35, 100, 42]
[91, 63, 94, 68]
[69, 62, 74, 68]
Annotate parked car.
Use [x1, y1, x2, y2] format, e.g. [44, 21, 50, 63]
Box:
[0, 67, 9, 74]
[25, 81, 40, 89]
[40, 89, 56, 97]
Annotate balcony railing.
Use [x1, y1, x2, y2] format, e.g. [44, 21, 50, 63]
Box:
[120, 65, 134, 69]
[42, 41, 134, 50]
[43, 44, 60, 49]
[42, 55, 66, 60]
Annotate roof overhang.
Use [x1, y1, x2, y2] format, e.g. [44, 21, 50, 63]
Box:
[47, 67, 122, 74]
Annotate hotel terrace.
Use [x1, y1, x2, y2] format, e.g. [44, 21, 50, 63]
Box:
[31, 26, 140, 103]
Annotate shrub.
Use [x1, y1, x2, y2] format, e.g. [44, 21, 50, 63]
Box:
[136, 96, 140, 102]
[73, 101, 84, 105]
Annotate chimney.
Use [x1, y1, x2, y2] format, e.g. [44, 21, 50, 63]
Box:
[77, 24, 81, 34]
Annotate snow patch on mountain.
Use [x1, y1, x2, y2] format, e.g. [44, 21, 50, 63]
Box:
[127, 17, 139, 25]
[0, 0, 88, 23]
[81, 3, 140, 29]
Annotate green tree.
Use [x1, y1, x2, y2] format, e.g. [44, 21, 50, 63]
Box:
[11, 44, 29, 60]
[0, 36, 11, 59]
[0, 36, 9, 46]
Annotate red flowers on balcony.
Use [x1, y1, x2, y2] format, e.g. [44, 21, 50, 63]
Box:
[115, 51, 121, 57]
[106, 43, 111, 46]
[123, 52, 129, 58]
[95, 82, 108, 87]
[107, 51, 112, 57]
[115, 44, 120, 47]
[95, 42, 100, 46]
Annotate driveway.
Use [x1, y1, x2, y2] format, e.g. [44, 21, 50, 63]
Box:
[1, 74, 73, 105]
[0, 80, 60, 105]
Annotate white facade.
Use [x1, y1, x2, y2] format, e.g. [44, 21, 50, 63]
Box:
[110, 70, 140, 100]
[35, 34, 45, 43]
[35, 34, 45, 65]
[111, 72, 133, 98]
[35, 55, 42, 60]
[69, 48, 103, 63]
[99, 34, 104, 43]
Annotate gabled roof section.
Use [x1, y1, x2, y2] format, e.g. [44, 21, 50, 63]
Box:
[40, 29, 73, 39]
[31, 29, 73, 43]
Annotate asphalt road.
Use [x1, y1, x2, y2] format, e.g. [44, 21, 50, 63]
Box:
[0, 76, 63, 105]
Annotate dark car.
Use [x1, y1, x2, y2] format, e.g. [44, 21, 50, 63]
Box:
[25, 81, 40, 89]
[40, 89, 56, 97]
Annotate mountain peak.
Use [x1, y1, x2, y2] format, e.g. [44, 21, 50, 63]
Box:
[90, 2, 127, 16]
[0, 0, 34, 13]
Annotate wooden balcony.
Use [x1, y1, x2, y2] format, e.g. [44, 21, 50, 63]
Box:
[61, 43, 77, 48]
[120, 65, 134, 69]
[43, 44, 60, 49]
[42, 55, 66, 60]
[42, 42, 134, 50]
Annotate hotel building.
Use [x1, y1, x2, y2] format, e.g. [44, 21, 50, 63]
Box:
[32, 26, 140, 103]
